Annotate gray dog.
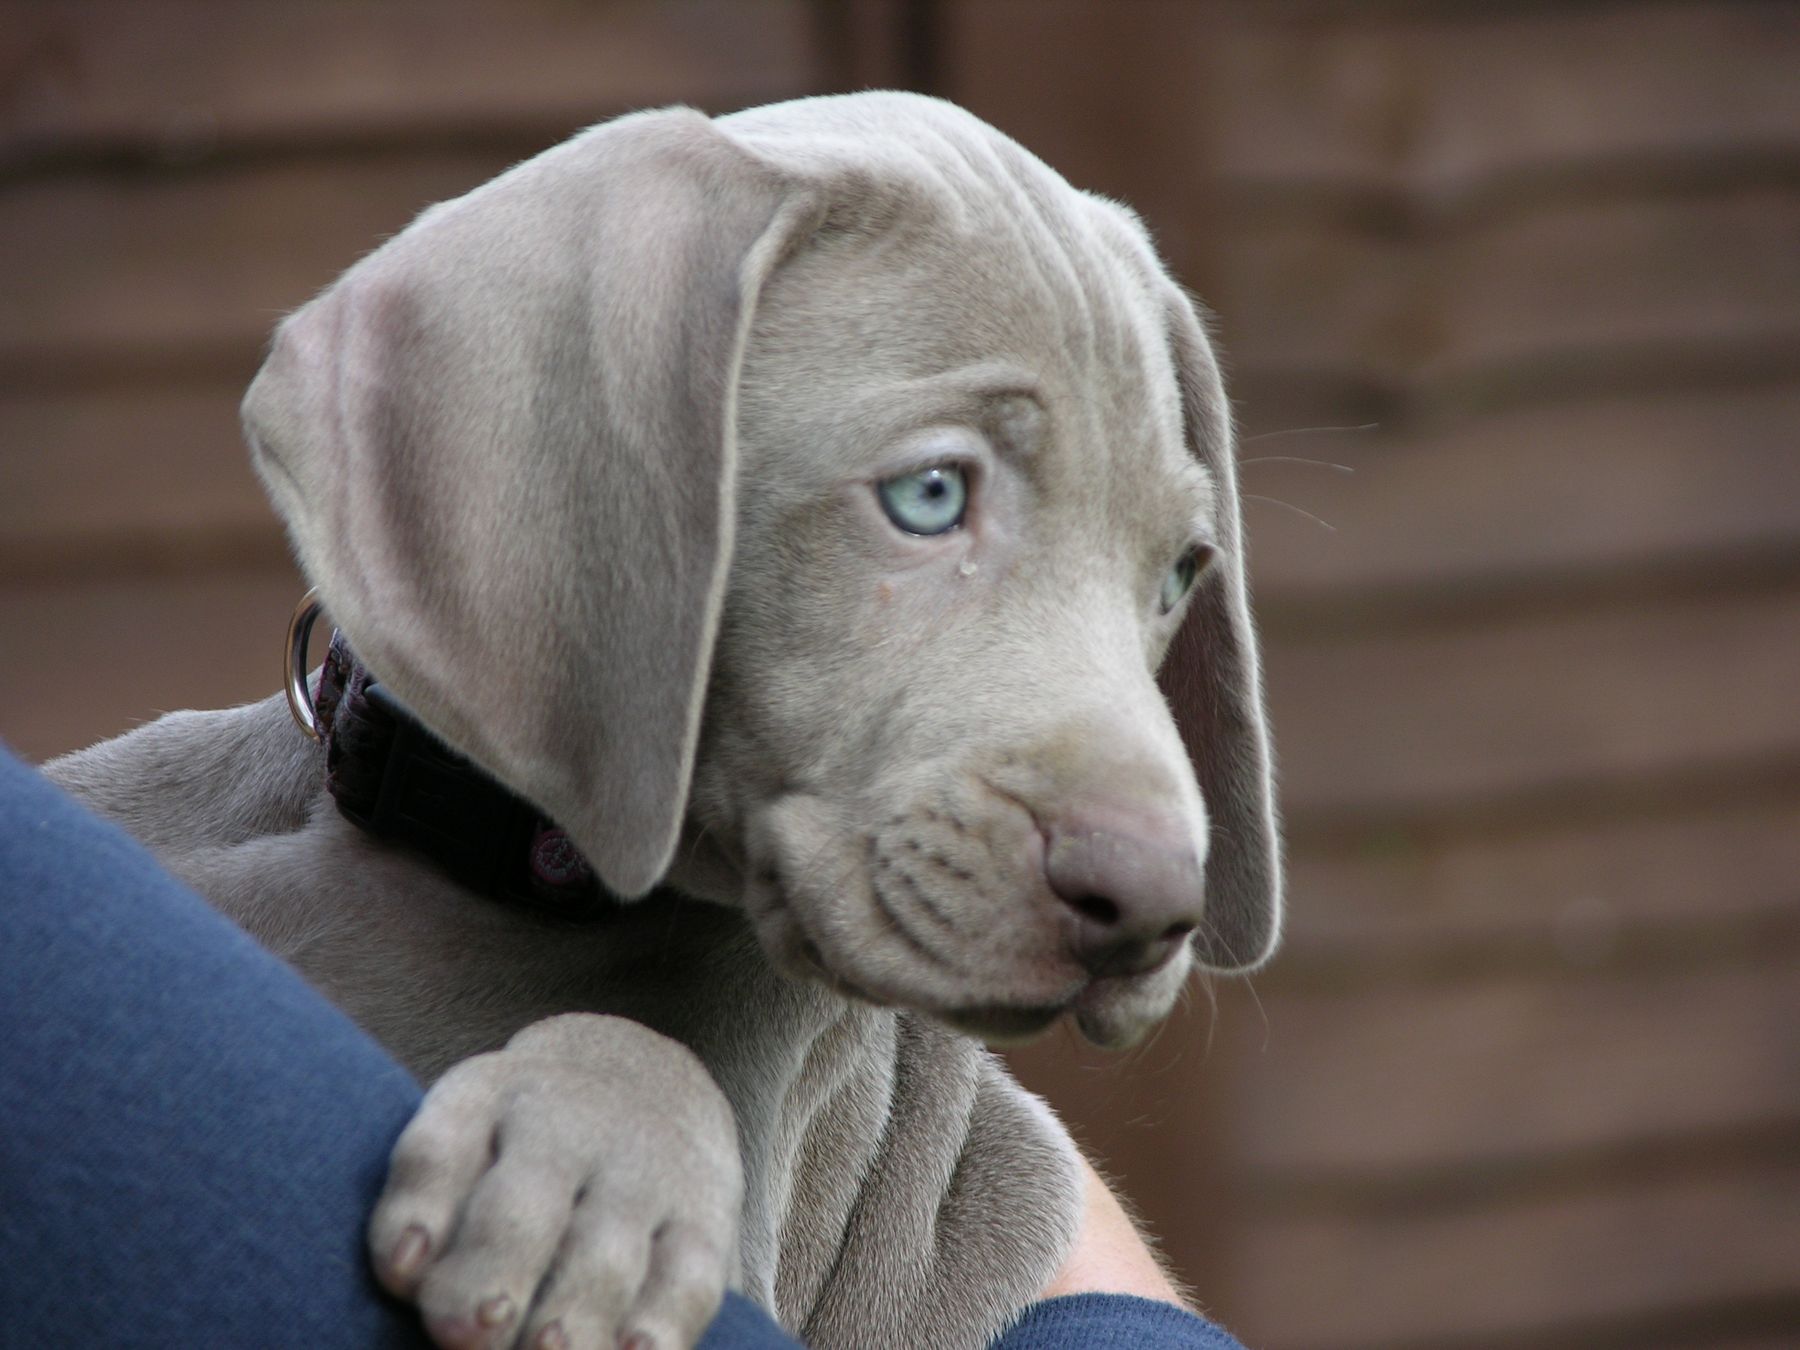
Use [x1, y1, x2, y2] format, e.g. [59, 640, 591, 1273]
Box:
[49, 93, 1280, 1350]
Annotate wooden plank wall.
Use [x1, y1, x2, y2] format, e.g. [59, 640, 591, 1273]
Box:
[941, 3, 1800, 1347]
[5, 3, 1798, 1348]
[0, 0, 824, 758]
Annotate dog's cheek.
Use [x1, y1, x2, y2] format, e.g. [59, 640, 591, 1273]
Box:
[742, 792, 845, 924]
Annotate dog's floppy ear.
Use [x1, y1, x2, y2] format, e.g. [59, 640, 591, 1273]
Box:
[243, 108, 817, 898]
[1160, 293, 1285, 971]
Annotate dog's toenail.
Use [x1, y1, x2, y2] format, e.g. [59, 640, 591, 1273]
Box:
[536, 1322, 570, 1350]
[478, 1294, 516, 1328]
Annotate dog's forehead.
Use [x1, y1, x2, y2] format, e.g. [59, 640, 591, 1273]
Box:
[728, 93, 1210, 521]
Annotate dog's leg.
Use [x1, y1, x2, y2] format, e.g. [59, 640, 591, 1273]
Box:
[369, 1012, 743, 1350]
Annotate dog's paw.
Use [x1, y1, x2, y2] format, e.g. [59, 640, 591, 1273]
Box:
[370, 1013, 743, 1350]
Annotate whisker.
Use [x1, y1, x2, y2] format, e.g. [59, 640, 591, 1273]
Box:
[1238, 974, 1271, 1054]
[1197, 971, 1220, 1059]
[1124, 1007, 1176, 1067]
[1240, 455, 1355, 474]
[1244, 493, 1338, 533]
[1241, 422, 1378, 445]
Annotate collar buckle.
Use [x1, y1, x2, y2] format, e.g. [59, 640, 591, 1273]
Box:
[285, 594, 611, 921]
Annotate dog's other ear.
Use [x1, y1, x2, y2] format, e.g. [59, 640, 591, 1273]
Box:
[244, 109, 817, 898]
[1159, 293, 1284, 970]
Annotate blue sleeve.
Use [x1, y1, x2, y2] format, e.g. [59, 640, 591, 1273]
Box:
[0, 743, 429, 1347]
[992, 1294, 1251, 1350]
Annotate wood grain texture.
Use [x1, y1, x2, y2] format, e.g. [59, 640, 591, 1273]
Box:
[1242, 382, 1800, 607]
[2, 0, 816, 163]
[1205, 2, 1800, 204]
[0, 151, 522, 377]
[1212, 187, 1800, 397]
[1217, 961, 1800, 1176]
[1281, 797, 1800, 963]
[0, 381, 277, 575]
[0, 564, 305, 763]
[1265, 583, 1800, 822]
[1220, 1162, 1800, 1350]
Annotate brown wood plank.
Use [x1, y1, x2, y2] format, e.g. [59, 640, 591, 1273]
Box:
[1220, 1162, 1800, 1350]
[1211, 186, 1800, 394]
[3, 0, 817, 161]
[0, 562, 304, 763]
[815, 0, 918, 93]
[0, 149, 524, 374]
[1283, 797, 1800, 961]
[1263, 584, 1800, 822]
[0, 383, 279, 573]
[1207, 3, 1800, 203]
[1216, 961, 1800, 1177]
[1243, 382, 1800, 604]
[943, 2, 1800, 299]
[937, 0, 1226, 286]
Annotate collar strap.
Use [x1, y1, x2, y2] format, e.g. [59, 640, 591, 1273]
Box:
[314, 631, 613, 921]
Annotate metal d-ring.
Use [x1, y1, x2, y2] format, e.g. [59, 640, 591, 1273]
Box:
[284, 587, 326, 741]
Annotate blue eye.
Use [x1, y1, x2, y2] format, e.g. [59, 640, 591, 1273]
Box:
[878, 464, 967, 536]
[1159, 546, 1213, 613]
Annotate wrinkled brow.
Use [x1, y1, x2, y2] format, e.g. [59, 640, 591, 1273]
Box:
[1163, 455, 1220, 544]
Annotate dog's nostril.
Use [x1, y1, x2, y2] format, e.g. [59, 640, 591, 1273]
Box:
[1161, 920, 1196, 942]
[1071, 894, 1121, 925]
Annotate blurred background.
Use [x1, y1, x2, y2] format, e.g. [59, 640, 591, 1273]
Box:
[3, 2, 1797, 1346]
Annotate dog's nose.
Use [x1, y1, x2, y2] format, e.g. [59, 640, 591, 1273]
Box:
[1042, 817, 1205, 978]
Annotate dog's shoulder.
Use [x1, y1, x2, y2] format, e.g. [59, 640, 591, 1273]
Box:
[45, 693, 323, 856]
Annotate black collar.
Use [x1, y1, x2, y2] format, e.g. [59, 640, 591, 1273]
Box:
[314, 631, 615, 921]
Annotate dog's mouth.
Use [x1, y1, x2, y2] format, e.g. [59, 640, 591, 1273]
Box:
[742, 789, 1196, 1050]
[787, 926, 1185, 1050]
[760, 870, 1187, 1051]
[944, 967, 1188, 1050]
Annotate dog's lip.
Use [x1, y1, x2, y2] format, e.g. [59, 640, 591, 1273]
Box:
[796, 926, 1172, 1050]
[1066, 970, 1181, 1049]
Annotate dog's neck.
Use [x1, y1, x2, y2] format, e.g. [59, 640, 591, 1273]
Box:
[314, 630, 615, 921]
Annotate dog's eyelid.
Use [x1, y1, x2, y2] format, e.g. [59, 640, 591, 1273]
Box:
[868, 422, 992, 483]
[1190, 539, 1222, 583]
[982, 388, 1048, 461]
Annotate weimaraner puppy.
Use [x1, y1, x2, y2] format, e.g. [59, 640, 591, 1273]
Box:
[48, 92, 1280, 1350]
